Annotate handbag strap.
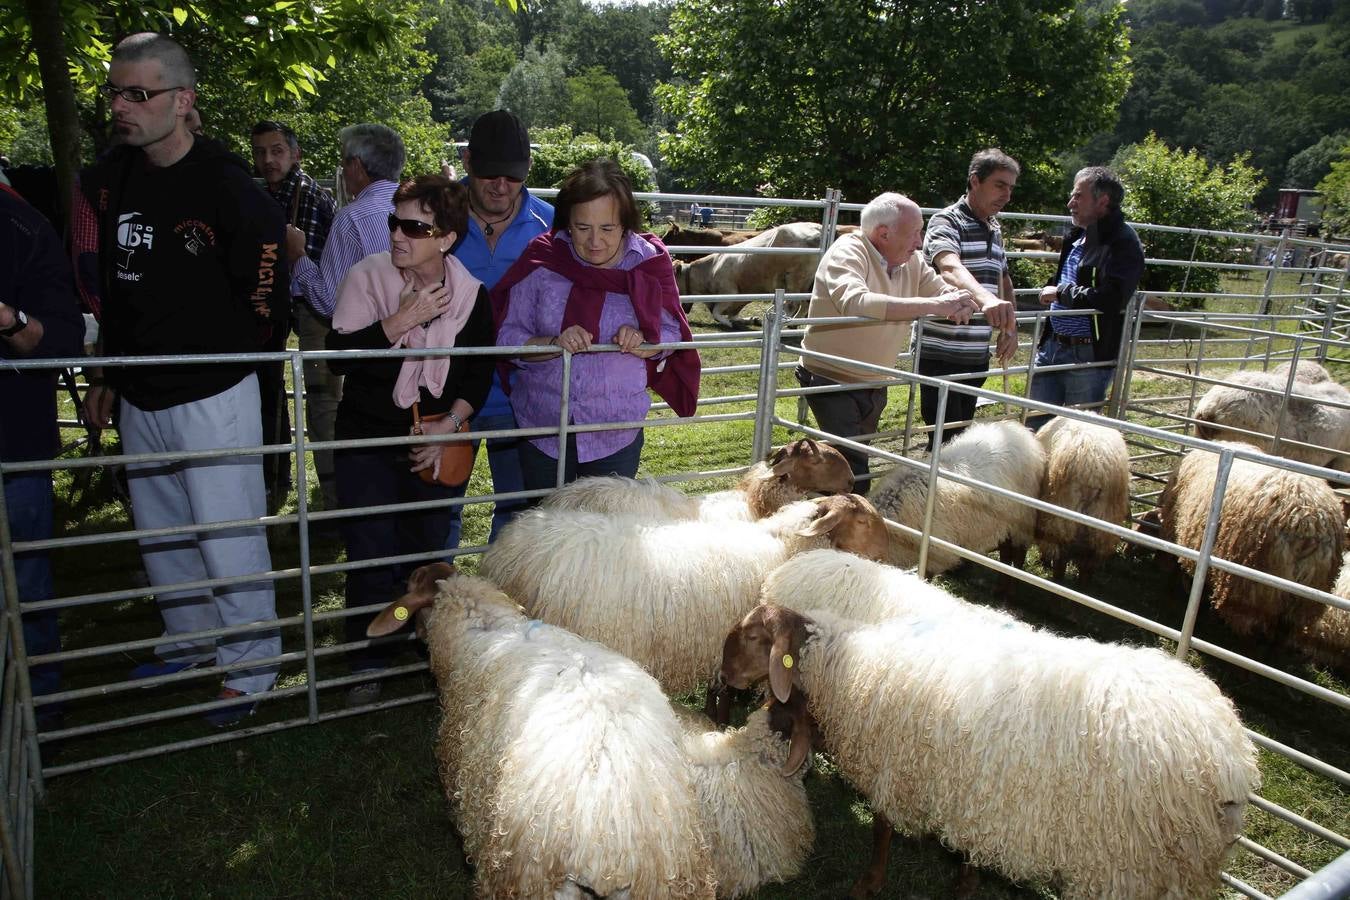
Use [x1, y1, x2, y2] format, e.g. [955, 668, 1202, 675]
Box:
[411, 401, 424, 435]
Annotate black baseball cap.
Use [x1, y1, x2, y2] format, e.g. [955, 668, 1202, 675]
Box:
[468, 110, 530, 180]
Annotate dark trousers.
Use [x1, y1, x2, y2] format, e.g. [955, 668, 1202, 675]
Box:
[518, 432, 644, 497]
[795, 366, 886, 494]
[335, 445, 467, 670]
[917, 356, 987, 451]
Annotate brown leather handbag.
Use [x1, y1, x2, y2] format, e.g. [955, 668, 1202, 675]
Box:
[411, 402, 475, 488]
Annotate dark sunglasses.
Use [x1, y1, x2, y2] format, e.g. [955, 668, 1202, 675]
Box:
[474, 173, 524, 184]
[387, 214, 442, 239]
[99, 83, 184, 103]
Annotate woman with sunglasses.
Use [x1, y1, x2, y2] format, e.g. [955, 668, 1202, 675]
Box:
[327, 174, 493, 700]
[492, 158, 700, 494]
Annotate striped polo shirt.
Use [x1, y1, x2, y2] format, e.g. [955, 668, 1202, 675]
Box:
[920, 198, 1002, 366]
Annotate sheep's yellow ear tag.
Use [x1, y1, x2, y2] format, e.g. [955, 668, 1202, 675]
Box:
[781, 653, 794, 669]
[394, 606, 409, 622]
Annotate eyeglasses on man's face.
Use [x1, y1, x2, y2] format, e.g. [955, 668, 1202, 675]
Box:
[388, 214, 441, 240]
[99, 83, 185, 103]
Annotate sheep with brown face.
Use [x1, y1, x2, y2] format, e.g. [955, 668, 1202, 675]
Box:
[540, 438, 854, 522]
[720, 602, 1258, 899]
[369, 565, 818, 899]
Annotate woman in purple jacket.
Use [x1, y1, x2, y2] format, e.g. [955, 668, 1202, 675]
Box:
[492, 159, 699, 494]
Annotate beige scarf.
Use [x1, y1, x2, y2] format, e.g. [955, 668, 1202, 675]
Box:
[331, 251, 482, 408]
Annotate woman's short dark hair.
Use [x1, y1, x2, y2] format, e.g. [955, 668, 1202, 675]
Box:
[553, 158, 641, 234]
[394, 175, 469, 246]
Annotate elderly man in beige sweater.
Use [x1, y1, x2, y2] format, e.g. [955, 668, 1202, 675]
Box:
[796, 192, 991, 491]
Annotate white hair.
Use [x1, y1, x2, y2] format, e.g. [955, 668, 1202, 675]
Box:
[860, 192, 917, 233]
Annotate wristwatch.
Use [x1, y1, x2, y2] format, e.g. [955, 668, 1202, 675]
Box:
[0, 308, 28, 337]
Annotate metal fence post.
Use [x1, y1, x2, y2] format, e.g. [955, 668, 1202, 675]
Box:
[1109, 293, 1145, 420]
[752, 293, 786, 461]
[1174, 449, 1234, 660]
[289, 353, 320, 724]
[1020, 314, 1046, 426]
[915, 382, 950, 580]
[905, 323, 923, 450]
[1260, 232, 1288, 315]
[0, 481, 42, 804]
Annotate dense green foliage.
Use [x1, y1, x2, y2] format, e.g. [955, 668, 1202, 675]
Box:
[1112, 134, 1265, 302]
[1072, 0, 1350, 206]
[656, 0, 1131, 211]
[1318, 142, 1350, 236]
[4, 0, 1348, 233]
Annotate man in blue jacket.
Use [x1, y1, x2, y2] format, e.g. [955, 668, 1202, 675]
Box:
[1029, 166, 1144, 428]
[451, 110, 554, 545]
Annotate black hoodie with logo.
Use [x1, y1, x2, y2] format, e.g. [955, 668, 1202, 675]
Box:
[81, 136, 287, 410]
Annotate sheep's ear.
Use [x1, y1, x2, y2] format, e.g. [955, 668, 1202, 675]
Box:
[762, 444, 793, 479]
[368, 562, 453, 637]
[766, 607, 805, 704]
[798, 496, 848, 537]
[770, 693, 816, 777]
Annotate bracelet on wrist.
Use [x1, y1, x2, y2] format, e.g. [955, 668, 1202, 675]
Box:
[448, 411, 464, 430]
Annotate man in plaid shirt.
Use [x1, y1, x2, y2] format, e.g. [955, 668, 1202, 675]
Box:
[250, 120, 339, 511]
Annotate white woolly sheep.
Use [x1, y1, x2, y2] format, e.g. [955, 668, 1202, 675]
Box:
[720, 602, 1260, 899]
[369, 565, 818, 899]
[1296, 551, 1350, 670]
[368, 565, 716, 899]
[1274, 359, 1331, 384]
[1158, 441, 1343, 643]
[539, 438, 854, 522]
[479, 493, 887, 697]
[868, 420, 1046, 574]
[762, 548, 1016, 629]
[1033, 414, 1131, 581]
[1192, 365, 1350, 470]
[671, 699, 817, 897]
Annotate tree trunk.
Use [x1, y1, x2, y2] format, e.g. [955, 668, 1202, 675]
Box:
[24, 0, 79, 232]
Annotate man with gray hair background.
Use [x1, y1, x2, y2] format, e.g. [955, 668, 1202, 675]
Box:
[797, 192, 979, 490]
[287, 123, 405, 319]
[80, 32, 286, 726]
[920, 148, 1020, 448]
[1028, 166, 1144, 428]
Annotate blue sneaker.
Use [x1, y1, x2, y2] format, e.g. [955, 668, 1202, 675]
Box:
[130, 659, 203, 680]
[203, 687, 260, 728]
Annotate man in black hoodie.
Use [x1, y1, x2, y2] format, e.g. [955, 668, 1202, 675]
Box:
[80, 33, 285, 726]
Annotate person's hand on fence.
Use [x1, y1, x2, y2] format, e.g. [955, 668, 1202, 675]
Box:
[1039, 285, 1058, 306]
[977, 291, 1016, 333]
[82, 383, 116, 430]
[614, 324, 658, 358]
[935, 289, 978, 325]
[555, 324, 594, 354]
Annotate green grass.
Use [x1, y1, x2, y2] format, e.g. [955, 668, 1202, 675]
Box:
[34, 293, 1350, 898]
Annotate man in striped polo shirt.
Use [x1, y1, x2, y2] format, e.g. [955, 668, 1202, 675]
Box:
[1028, 166, 1144, 429]
[919, 149, 1020, 449]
